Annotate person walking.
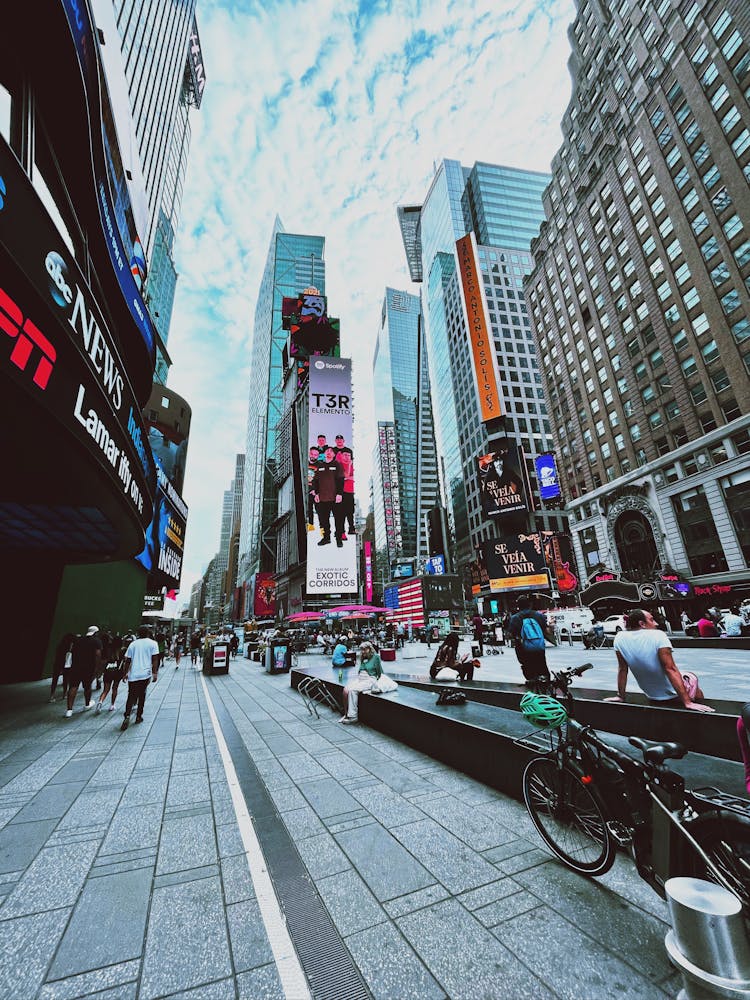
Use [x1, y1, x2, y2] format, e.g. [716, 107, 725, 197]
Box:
[121, 626, 160, 730]
[95, 633, 125, 714]
[340, 642, 382, 724]
[174, 632, 184, 668]
[50, 632, 74, 703]
[604, 609, 714, 712]
[471, 612, 485, 656]
[509, 597, 553, 684]
[65, 626, 102, 717]
[190, 631, 201, 666]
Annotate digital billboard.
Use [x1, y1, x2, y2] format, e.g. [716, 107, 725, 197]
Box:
[535, 454, 562, 502]
[477, 443, 528, 519]
[253, 572, 277, 617]
[455, 232, 504, 423]
[136, 464, 187, 590]
[282, 290, 340, 358]
[306, 358, 357, 594]
[480, 535, 550, 593]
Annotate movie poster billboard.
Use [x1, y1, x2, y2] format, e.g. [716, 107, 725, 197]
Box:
[535, 454, 561, 502]
[253, 572, 277, 617]
[480, 535, 550, 593]
[306, 358, 357, 594]
[477, 443, 528, 519]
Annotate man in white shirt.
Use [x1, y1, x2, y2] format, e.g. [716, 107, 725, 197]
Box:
[605, 609, 714, 712]
[121, 626, 160, 730]
[721, 606, 744, 637]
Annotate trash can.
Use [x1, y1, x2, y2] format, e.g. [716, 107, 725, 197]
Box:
[266, 639, 291, 674]
[381, 648, 396, 662]
[204, 641, 229, 675]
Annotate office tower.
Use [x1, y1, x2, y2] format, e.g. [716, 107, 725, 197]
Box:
[398, 161, 565, 583]
[237, 222, 325, 608]
[106, 0, 205, 373]
[526, 0, 750, 612]
[372, 288, 439, 574]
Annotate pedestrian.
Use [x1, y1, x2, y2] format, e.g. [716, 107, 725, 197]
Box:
[680, 610, 690, 632]
[471, 612, 484, 656]
[121, 626, 160, 730]
[722, 606, 744, 637]
[50, 632, 74, 703]
[396, 621, 405, 649]
[429, 632, 476, 682]
[340, 641, 382, 724]
[65, 626, 102, 717]
[696, 611, 720, 637]
[604, 608, 714, 712]
[190, 631, 201, 665]
[174, 633, 184, 668]
[95, 633, 125, 714]
[229, 633, 239, 658]
[508, 597, 553, 685]
[156, 630, 166, 671]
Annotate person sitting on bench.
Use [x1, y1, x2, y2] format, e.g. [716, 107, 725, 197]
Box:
[340, 642, 382, 724]
[429, 632, 475, 682]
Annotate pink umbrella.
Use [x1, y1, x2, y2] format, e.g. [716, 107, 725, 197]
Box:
[287, 612, 325, 622]
[328, 604, 390, 614]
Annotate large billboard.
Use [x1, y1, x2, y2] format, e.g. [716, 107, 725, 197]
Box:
[477, 443, 528, 519]
[378, 422, 402, 563]
[136, 464, 187, 590]
[253, 572, 277, 617]
[535, 453, 562, 502]
[306, 358, 357, 594]
[480, 535, 550, 593]
[455, 232, 504, 423]
[282, 289, 340, 358]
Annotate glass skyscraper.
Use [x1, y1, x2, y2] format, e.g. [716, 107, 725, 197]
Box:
[372, 289, 439, 576]
[238, 222, 325, 593]
[399, 160, 565, 581]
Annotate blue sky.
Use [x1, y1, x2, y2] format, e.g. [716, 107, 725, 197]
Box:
[164, 0, 576, 610]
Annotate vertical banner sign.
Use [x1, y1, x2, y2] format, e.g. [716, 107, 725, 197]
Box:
[307, 359, 358, 594]
[364, 541, 373, 603]
[253, 572, 277, 617]
[455, 232, 504, 422]
[535, 454, 561, 501]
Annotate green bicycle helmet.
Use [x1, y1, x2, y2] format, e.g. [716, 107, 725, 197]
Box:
[520, 693, 569, 729]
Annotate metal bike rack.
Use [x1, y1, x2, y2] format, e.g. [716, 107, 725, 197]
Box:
[298, 676, 340, 719]
[665, 877, 750, 999]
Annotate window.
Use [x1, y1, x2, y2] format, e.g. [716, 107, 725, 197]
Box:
[721, 288, 741, 315]
[711, 368, 731, 393]
[672, 486, 729, 574]
[721, 472, 750, 565]
[724, 215, 744, 239]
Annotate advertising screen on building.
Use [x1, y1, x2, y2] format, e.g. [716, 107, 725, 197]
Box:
[542, 532, 578, 593]
[136, 465, 187, 590]
[480, 535, 550, 593]
[253, 572, 277, 617]
[364, 541, 373, 603]
[306, 358, 357, 594]
[535, 454, 561, 501]
[477, 443, 528, 519]
[455, 232, 504, 423]
[282, 290, 340, 358]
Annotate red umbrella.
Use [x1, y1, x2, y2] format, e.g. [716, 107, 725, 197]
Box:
[341, 613, 372, 621]
[328, 604, 390, 614]
[287, 612, 325, 622]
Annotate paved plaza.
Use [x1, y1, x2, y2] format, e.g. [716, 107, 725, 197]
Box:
[0, 655, 680, 999]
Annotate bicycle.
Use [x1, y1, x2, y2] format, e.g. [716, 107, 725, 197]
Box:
[517, 663, 750, 911]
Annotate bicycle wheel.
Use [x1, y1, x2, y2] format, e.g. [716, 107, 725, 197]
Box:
[689, 814, 750, 912]
[522, 757, 616, 876]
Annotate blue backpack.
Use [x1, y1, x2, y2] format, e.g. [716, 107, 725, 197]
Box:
[520, 615, 546, 650]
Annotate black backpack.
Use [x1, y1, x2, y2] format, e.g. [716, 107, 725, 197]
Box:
[436, 690, 467, 706]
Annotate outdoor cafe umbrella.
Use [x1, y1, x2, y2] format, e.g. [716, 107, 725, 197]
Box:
[327, 604, 390, 614]
[286, 612, 325, 622]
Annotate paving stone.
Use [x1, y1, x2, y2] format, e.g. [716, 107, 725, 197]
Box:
[347, 782, 426, 828]
[39, 960, 140, 1000]
[48, 756, 105, 785]
[0, 909, 68, 998]
[236, 962, 285, 999]
[220, 854, 256, 904]
[216, 822, 245, 858]
[315, 868, 385, 934]
[226, 898, 274, 972]
[335, 824, 433, 902]
[416, 795, 517, 851]
[457, 878, 522, 912]
[277, 751, 329, 782]
[383, 884, 451, 919]
[294, 832, 351, 880]
[496, 848, 551, 875]
[0, 806, 21, 832]
[9, 782, 86, 824]
[482, 840, 539, 864]
[514, 862, 672, 981]
[345, 920, 446, 1000]
[58, 787, 122, 830]
[0, 840, 98, 917]
[475, 889, 542, 926]
[48, 868, 152, 977]
[153, 865, 219, 888]
[171, 749, 208, 773]
[297, 777, 360, 819]
[166, 770, 210, 807]
[99, 802, 163, 855]
[390, 818, 501, 894]
[494, 904, 672, 997]
[139, 876, 232, 998]
[397, 897, 554, 998]
[118, 774, 168, 808]
[264, 784, 307, 813]
[161, 977, 236, 999]
[156, 811, 217, 875]
[343, 745, 425, 792]
[0, 818, 57, 874]
[280, 804, 326, 841]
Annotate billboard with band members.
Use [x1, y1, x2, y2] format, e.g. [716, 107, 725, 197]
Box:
[476, 443, 528, 519]
[306, 358, 357, 594]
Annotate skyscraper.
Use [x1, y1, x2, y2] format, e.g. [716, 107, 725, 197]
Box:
[372, 288, 439, 576]
[237, 222, 325, 606]
[526, 0, 750, 612]
[399, 161, 565, 585]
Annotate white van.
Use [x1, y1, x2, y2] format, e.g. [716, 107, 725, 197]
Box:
[546, 607, 596, 639]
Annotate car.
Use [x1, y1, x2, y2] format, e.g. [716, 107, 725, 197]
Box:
[601, 614, 628, 635]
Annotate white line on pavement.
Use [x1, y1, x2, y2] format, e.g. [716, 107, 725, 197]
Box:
[200, 674, 311, 1000]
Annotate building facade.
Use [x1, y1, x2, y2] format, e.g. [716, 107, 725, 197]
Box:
[237, 223, 326, 613]
[371, 288, 439, 578]
[399, 161, 568, 598]
[526, 0, 750, 615]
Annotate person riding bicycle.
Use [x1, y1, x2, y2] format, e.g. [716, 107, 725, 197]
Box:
[604, 608, 714, 712]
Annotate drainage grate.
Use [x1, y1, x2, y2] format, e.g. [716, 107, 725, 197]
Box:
[210, 686, 372, 1000]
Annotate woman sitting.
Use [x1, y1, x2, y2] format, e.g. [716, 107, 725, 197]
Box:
[429, 632, 475, 682]
[340, 641, 382, 724]
[331, 638, 349, 670]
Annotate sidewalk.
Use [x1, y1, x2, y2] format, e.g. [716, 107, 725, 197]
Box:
[0, 657, 678, 999]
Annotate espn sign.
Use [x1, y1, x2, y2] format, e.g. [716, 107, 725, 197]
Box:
[0, 286, 56, 390]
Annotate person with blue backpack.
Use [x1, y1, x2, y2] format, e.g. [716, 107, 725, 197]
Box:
[509, 595, 554, 685]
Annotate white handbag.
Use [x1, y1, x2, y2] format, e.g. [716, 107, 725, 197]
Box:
[374, 674, 398, 694]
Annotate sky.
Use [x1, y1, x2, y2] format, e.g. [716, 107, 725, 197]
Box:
[163, 0, 577, 612]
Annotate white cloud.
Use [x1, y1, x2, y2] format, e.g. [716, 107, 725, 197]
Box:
[165, 0, 576, 602]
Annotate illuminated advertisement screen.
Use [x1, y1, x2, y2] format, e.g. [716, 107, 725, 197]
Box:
[136, 465, 187, 590]
[306, 358, 357, 594]
[480, 535, 550, 593]
[535, 453, 561, 501]
[476, 443, 528, 519]
[282, 291, 340, 358]
[253, 572, 277, 617]
[146, 425, 188, 495]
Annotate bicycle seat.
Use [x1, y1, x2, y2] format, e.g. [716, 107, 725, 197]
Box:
[629, 736, 687, 764]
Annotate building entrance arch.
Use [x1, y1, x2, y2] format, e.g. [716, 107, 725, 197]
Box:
[614, 510, 659, 580]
